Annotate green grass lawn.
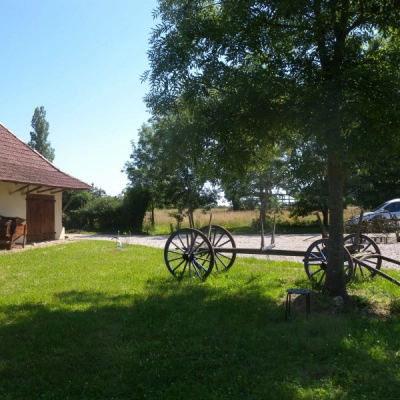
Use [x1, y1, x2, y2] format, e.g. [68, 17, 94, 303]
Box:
[1, 241, 400, 399]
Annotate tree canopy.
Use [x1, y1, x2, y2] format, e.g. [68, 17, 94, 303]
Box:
[124, 120, 218, 225]
[28, 106, 55, 163]
[144, 0, 400, 296]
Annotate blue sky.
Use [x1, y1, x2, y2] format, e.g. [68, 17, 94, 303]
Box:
[0, 0, 159, 196]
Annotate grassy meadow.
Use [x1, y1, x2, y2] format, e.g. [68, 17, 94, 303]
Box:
[1, 240, 400, 399]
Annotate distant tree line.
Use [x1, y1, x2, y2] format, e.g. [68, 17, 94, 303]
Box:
[62, 185, 150, 234]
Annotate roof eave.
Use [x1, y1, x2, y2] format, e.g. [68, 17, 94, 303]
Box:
[2, 180, 92, 195]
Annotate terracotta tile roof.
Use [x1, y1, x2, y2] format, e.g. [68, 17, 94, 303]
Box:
[0, 123, 92, 191]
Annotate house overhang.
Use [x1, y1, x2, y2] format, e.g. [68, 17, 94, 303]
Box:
[4, 181, 92, 196]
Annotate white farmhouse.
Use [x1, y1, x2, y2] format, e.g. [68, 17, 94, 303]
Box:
[0, 123, 91, 248]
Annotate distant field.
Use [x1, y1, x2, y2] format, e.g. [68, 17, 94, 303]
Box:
[143, 206, 362, 235]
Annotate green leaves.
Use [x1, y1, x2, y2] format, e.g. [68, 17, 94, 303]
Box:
[28, 106, 55, 163]
[124, 119, 218, 215]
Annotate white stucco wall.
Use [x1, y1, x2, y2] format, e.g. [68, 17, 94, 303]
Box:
[54, 193, 64, 240]
[0, 181, 64, 241]
[0, 182, 26, 217]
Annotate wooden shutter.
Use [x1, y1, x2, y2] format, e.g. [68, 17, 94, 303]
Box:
[26, 194, 56, 241]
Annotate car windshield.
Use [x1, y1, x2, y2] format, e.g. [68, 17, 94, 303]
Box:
[371, 202, 389, 212]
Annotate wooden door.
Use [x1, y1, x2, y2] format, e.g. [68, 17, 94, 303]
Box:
[26, 194, 56, 242]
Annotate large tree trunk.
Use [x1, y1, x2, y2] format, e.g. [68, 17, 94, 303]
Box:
[324, 153, 348, 298]
[150, 200, 155, 228]
[322, 206, 329, 227]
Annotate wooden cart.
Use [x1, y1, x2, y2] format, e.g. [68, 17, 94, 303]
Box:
[163, 214, 400, 288]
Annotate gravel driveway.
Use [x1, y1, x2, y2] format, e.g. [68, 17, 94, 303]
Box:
[6, 231, 399, 270]
[65, 232, 400, 270]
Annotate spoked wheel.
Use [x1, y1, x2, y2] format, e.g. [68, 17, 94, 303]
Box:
[343, 234, 381, 277]
[200, 225, 236, 272]
[304, 238, 354, 287]
[164, 228, 215, 279]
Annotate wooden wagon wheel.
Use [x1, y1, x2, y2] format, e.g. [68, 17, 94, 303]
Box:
[200, 225, 236, 271]
[343, 234, 381, 278]
[303, 238, 354, 287]
[164, 228, 215, 279]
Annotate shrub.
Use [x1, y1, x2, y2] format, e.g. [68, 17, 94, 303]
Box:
[65, 196, 122, 232]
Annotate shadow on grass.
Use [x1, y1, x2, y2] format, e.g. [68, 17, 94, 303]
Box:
[1, 278, 400, 399]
